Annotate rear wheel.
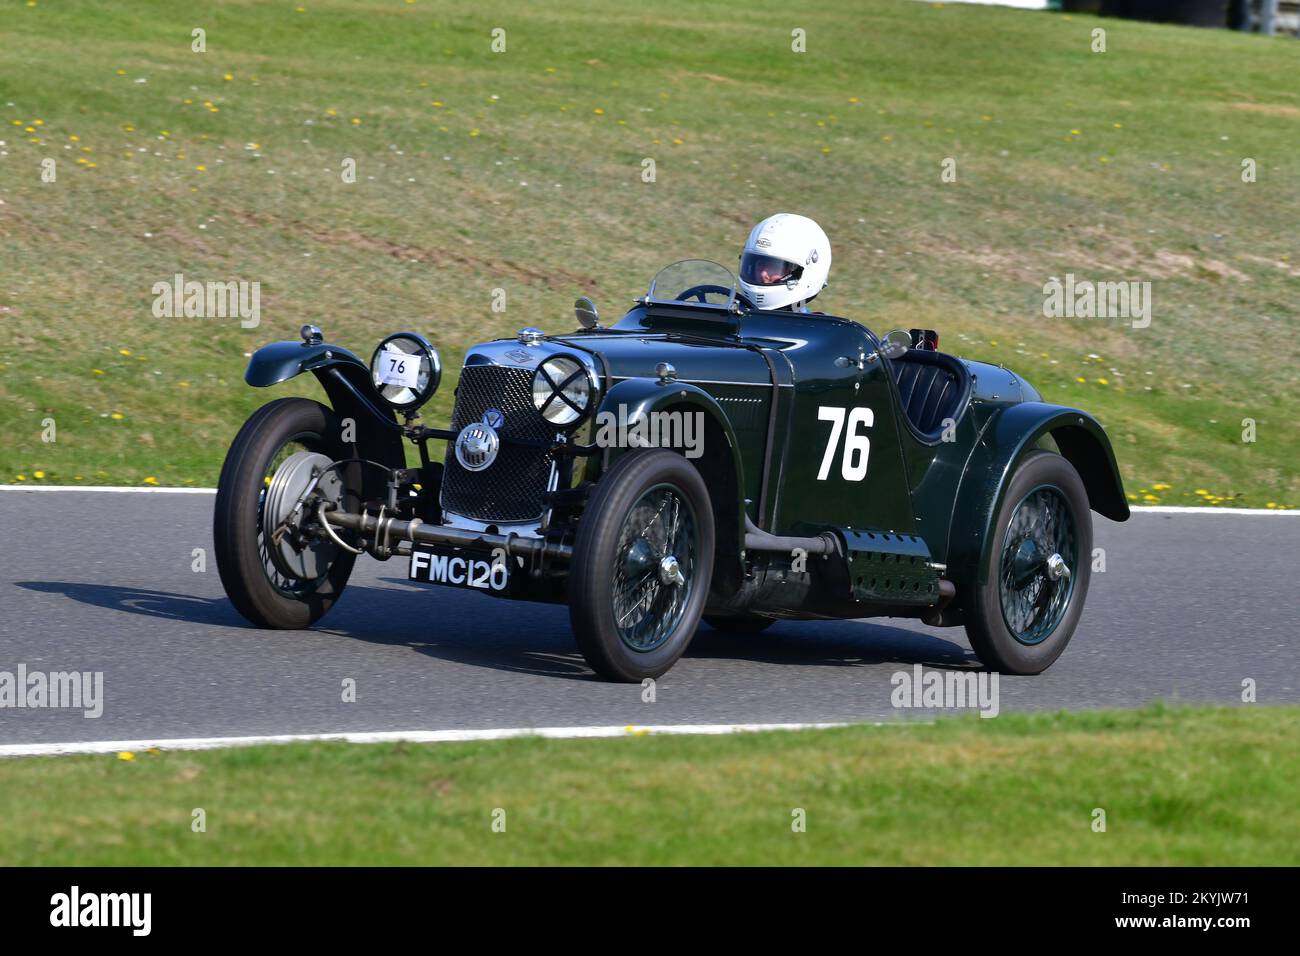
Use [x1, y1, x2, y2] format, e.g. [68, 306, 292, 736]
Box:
[569, 450, 714, 682]
[214, 398, 357, 629]
[961, 450, 1092, 674]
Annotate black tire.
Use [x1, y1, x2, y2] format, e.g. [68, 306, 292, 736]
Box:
[569, 450, 715, 682]
[961, 449, 1092, 674]
[214, 398, 356, 629]
[703, 614, 775, 634]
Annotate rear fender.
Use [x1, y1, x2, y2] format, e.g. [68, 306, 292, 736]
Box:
[947, 403, 1128, 588]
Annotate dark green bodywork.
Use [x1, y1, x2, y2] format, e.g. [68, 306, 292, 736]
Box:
[555, 302, 1128, 599]
[244, 299, 1128, 620]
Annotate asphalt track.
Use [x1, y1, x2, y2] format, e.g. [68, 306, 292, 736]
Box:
[1, 489, 1295, 746]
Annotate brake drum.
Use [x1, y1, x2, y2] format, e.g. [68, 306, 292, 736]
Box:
[262, 451, 347, 581]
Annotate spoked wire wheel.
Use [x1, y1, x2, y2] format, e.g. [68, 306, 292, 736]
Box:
[569, 449, 715, 682]
[998, 484, 1078, 645]
[611, 484, 698, 653]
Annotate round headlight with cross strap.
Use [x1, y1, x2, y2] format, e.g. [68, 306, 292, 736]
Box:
[531, 354, 598, 428]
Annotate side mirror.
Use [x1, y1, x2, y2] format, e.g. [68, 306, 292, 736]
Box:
[868, 329, 911, 363]
[574, 296, 600, 330]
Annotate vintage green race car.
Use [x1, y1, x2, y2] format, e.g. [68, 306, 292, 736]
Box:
[214, 259, 1129, 682]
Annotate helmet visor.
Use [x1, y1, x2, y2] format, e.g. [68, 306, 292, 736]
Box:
[740, 252, 803, 287]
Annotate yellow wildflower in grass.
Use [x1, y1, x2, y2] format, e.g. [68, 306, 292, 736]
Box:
[1097, 377, 1109, 385]
[143, 476, 160, 486]
[1142, 494, 1159, 503]
[1127, 493, 1137, 502]
[431, 101, 443, 108]
[223, 73, 234, 82]
[848, 96, 859, 103]
[1075, 377, 1086, 383]
[116, 69, 126, 76]
[1152, 483, 1171, 491]
[593, 107, 605, 114]
[1070, 128, 1081, 135]
[118, 752, 135, 761]
[110, 412, 124, 420]
[34, 470, 45, 478]
[469, 128, 480, 136]
[1194, 489, 1210, 496]
[93, 368, 104, 374]
[1266, 502, 1277, 509]
[69, 134, 79, 142]
[15, 475, 26, 482]
[124, 124, 135, 132]
[673, 137, 684, 146]
[195, 165, 206, 171]
[326, 108, 337, 116]
[820, 146, 831, 154]
[33, 119, 44, 126]
[118, 348, 131, 356]
[350, 117, 361, 125]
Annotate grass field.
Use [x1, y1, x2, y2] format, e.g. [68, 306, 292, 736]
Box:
[0, 705, 1295, 865]
[1, 0, 1296, 505]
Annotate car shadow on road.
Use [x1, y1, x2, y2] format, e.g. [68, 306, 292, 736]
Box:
[15, 579, 980, 681]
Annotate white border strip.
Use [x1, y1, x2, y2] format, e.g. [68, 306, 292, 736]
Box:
[0, 722, 858, 758]
[0, 494, 1289, 515]
[0, 485, 215, 494]
[1128, 505, 1299, 516]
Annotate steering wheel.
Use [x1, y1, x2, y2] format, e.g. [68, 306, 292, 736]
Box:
[675, 285, 755, 310]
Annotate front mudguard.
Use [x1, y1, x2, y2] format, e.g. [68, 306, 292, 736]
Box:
[594, 378, 747, 594]
[244, 340, 407, 498]
[946, 403, 1129, 588]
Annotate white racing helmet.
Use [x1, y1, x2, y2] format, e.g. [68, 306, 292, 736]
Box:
[738, 213, 831, 310]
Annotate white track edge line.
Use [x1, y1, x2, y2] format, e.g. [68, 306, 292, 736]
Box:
[1, 486, 1296, 515]
[0, 722, 877, 758]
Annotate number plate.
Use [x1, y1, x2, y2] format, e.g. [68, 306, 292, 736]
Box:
[408, 544, 509, 592]
[378, 347, 421, 389]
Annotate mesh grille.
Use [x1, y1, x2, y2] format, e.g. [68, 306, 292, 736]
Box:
[441, 364, 556, 522]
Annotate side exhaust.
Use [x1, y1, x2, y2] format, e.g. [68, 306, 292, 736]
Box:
[324, 510, 572, 561]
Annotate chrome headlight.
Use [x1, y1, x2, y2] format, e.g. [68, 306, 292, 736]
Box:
[369, 332, 441, 411]
[531, 354, 597, 428]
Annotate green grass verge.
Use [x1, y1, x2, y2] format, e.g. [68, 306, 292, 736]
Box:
[1, 1, 1296, 506]
[1, 705, 1295, 865]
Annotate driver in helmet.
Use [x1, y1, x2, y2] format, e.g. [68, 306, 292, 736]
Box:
[737, 214, 832, 312]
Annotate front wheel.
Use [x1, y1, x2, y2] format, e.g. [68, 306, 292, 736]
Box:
[961, 450, 1092, 675]
[214, 397, 356, 629]
[568, 450, 715, 682]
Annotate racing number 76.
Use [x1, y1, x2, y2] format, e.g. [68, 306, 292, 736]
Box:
[816, 406, 873, 481]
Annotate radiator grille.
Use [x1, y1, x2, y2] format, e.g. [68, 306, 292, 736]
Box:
[440, 364, 556, 522]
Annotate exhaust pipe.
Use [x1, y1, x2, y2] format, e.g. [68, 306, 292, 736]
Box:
[743, 515, 840, 556]
[324, 510, 572, 561]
